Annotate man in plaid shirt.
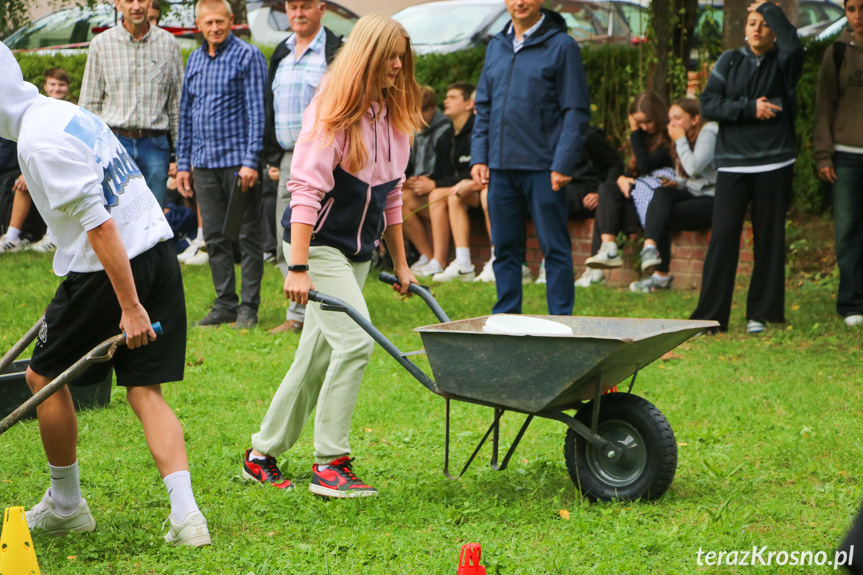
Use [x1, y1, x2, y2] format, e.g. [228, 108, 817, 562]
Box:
[176, 0, 268, 329]
[262, 0, 341, 335]
[79, 0, 183, 208]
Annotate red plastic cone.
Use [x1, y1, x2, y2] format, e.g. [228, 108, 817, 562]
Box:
[457, 543, 487, 575]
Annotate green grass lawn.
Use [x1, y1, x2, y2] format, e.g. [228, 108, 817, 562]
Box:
[1, 251, 861, 574]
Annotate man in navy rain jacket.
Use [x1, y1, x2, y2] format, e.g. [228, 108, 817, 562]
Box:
[471, 0, 590, 315]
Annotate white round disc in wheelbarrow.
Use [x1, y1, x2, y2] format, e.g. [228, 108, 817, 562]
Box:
[482, 314, 573, 336]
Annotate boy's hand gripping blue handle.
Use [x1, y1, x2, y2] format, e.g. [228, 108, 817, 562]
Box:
[123, 322, 163, 340]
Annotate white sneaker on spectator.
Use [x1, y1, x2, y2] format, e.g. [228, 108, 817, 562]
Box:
[30, 234, 57, 253]
[585, 243, 622, 269]
[521, 264, 533, 284]
[629, 275, 673, 293]
[575, 268, 606, 288]
[414, 259, 444, 278]
[184, 250, 210, 266]
[433, 261, 475, 282]
[409, 255, 430, 274]
[844, 314, 863, 327]
[473, 257, 496, 283]
[177, 239, 206, 263]
[163, 510, 211, 547]
[535, 261, 547, 284]
[0, 234, 29, 253]
[746, 320, 766, 334]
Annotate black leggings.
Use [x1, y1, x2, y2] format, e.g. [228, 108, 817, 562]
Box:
[690, 165, 793, 330]
[594, 181, 641, 247]
[644, 187, 713, 273]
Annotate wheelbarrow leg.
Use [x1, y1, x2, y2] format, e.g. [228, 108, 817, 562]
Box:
[0, 316, 43, 375]
[490, 412, 534, 472]
[444, 399, 506, 480]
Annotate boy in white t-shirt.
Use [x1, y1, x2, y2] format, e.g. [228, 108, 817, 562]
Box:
[0, 43, 210, 547]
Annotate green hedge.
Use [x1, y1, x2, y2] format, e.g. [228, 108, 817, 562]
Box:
[14, 40, 833, 214]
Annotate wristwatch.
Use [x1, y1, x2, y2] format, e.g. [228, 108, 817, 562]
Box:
[288, 264, 309, 272]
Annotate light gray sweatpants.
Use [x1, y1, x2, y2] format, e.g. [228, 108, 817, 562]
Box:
[251, 244, 374, 463]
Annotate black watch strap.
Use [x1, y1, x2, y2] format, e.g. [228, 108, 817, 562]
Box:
[288, 264, 309, 272]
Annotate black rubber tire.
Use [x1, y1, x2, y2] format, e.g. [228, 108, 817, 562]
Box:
[564, 393, 677, 502]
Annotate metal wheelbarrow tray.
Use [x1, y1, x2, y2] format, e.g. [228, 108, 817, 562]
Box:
[310, 273, 718, 502]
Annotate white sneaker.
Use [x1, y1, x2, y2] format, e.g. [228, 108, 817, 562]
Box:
[30, 234, 57, 253]
[845, 314, 863, 327]
[413, 259, 444, 278]
[26, 491, 96, 537]
[432, 260, 475, 282]
[585, 243, 622, 269]
[409, 255, 430, 274]
[163, 510, 211, 547]
[473, 257, 496, 283]
[184, 250, 210, 266]
[629, 275, 673, 293]
[521, 264, 533, 284]
[575, 268, 606, 288]
[0, 234, 29, 253]
[535, 261, 547, 284]
[746, 320, 766, 334]
[177, 239, 206, 263]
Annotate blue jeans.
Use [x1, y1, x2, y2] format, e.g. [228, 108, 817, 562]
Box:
[833, 152, 863, 317]
[488, 169, 574, 315]
[116, 134, 170, 207]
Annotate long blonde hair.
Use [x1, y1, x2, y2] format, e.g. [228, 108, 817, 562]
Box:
[313, 14, 422, 173]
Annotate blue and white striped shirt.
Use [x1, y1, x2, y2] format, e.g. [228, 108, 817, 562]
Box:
[177, 33, 267, 171]
[273, 26, 327, 151]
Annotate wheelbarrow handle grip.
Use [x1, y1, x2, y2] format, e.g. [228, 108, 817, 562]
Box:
[378, 272, 430, 296]
[377, 272, 450, 323]
[122, 322, 163, 340]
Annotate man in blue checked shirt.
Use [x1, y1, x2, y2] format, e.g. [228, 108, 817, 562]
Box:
[176, 0, 268, 329]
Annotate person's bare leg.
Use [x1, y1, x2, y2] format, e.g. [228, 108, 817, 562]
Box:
[402, 191, 432, 259]
[10, 187, 32, 230]
[428, 187, 450, 264]
[601, 233, 615, 243]
[449, 190, 480, 249]
[25, 367, 77, 466]
[126, 385, 188, 478]
[481, 187, 493, 244]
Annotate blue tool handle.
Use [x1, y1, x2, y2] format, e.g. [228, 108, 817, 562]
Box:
[123, 322, 163, 340]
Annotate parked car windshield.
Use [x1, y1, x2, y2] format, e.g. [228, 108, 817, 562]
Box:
[3, 4, 116, 50]
[393, 3, 499, 45]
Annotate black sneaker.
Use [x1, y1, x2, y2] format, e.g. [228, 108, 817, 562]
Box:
[234, 307, 258, 330]
[242, 449, 295, 489]
[193, 307, 237, 327]
[309, 457, 378, 498]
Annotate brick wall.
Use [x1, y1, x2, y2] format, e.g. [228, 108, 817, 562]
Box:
[463, 212, 754, 290]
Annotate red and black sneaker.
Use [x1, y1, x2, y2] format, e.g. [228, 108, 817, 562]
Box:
[242, 448, 295, 489]
[309, 457, 378, 498]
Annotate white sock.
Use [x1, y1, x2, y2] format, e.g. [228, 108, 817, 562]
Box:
[6, 226, 21, 242]
[429, 258, 442, 269]
[414, 254, 429, 267]
[317, 464, 329, 472]
[164, 470, 200, 523]
[652, 273, 671, 286]
[601, 241, 618, 257]
[195, 227, 204, 244]
[49, 461, 81, 515]
[489, 247, 495, 260]
[455, 248, 471, 267]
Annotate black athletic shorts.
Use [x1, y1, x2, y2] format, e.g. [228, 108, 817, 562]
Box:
[30, 241, 186, 387]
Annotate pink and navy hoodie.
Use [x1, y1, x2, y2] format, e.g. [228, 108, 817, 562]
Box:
[284, 95, 409, 262]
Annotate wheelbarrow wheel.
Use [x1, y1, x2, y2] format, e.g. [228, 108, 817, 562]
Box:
[564, 393, 677, 502]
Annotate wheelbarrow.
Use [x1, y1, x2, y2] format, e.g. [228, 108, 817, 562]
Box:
[308, 272, 718, 502]
[0, 318, 162, 436]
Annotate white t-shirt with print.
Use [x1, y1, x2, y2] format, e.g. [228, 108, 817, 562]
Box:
[17, 98, 172, 276]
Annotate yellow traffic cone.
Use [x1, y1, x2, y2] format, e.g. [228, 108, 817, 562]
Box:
[0, 506, 41, 575]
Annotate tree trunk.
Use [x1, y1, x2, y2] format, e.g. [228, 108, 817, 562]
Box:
[723, 0, 799, 50]
[228, 0, 247, 25]
[650, 0, 699, 102]
[651, 0, 672, 99]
